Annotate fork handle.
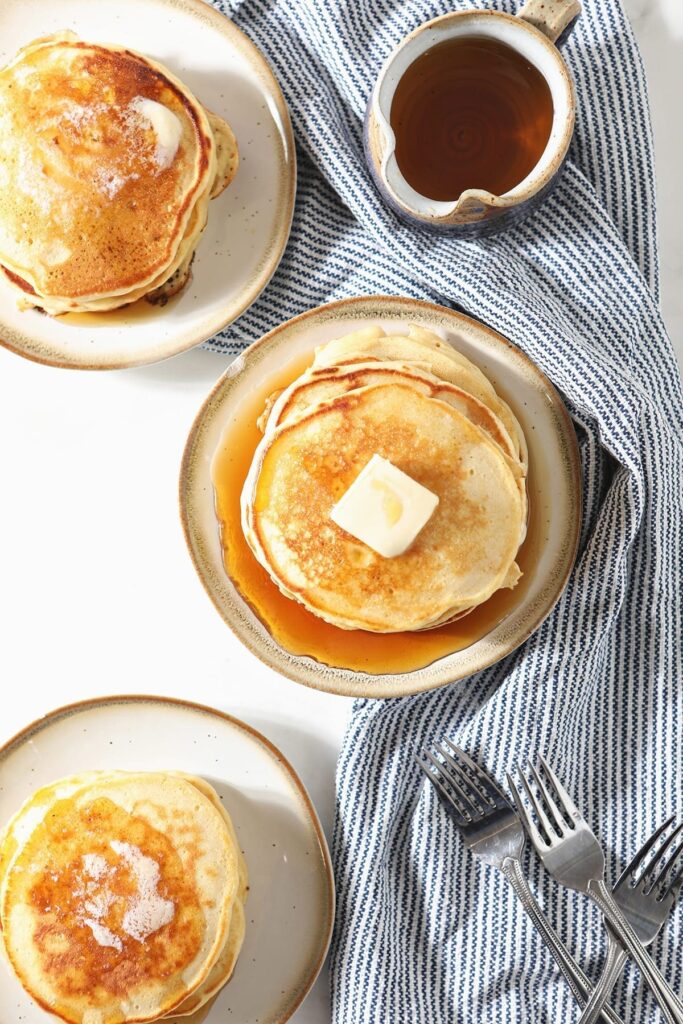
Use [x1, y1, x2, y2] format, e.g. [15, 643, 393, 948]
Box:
[577, 933, 627, 1024]
[589, 879, 683, 1024]
[500, 859, 624, 1024]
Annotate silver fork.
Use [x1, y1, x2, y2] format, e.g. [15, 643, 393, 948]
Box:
[508, 756, 683, 1024]
[417, 741, 623, 1024]
[578, 816, 683, 1023]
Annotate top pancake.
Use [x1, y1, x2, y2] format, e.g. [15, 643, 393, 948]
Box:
[1, 772, 239, 1024]
[0, 34, 215, 304]
[312, 325, 527, 467]
[243, 382, 524, 632]
[266, 360, 520, 468]
[0, 772, 247, 1022]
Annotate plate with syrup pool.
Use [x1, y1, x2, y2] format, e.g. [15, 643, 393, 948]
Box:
[179, 295, 581, 699]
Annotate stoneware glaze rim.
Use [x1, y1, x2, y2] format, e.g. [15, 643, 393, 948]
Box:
[179, 295, 583, 699]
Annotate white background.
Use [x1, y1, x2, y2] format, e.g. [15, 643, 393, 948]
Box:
[0, 4, 680, 1021]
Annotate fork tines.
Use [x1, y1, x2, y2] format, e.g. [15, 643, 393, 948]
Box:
[622, 817, 683, 900]
[507, 754, 581, 847]
[416, 740, 507, 825]
[509, 756, 683, 901]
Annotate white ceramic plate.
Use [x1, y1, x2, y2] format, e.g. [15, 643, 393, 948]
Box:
[181, 295, 582, 699]
[0, 0, 295, 369]
[0, 696, 334, 1024]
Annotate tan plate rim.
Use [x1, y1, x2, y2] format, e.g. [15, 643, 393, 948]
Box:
[0, 0, 296, 371]
[0, 693, 335, 1024]
[180, 294, 583, 699]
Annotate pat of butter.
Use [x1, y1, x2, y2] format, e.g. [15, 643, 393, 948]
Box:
[130, 96, 182, 169]
[330, 454, 439, 558]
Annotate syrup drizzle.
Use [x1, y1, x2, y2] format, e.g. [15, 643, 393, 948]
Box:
[211, 353, 539, 674]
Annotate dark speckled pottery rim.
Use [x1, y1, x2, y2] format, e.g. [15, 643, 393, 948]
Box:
[180, 296, 582, 699]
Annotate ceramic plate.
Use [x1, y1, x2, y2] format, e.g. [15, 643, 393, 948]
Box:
[0, 0, 295, 370]
[0, 696, 334, 1024]
[180, 296, 582, 699]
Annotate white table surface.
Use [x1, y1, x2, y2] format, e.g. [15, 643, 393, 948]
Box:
[0, 5, 680, 1022]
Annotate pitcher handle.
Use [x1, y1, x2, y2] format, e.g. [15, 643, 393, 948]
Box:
[518, 0, 582, 44]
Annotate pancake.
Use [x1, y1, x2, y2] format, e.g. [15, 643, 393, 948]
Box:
[147, 113, 238, 306]
[243, 382, 524, 632]
[0, 772, 248, 1020]
[312, 326, 526, 467]
[263, 358, 528, 546]
[163, 774, 247, 1018]
[267, 360, 522, 470]
[164, 899, 244, 1019]
[0, 772, 108, 907]
[0, 33, 237, 314]
[1, 772, 239, 1023]
[1, 109, 236, 311]
[207, 111, 240, 200]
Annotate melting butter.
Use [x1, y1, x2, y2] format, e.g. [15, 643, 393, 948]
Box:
[371, 478, 404, 527]
[130, 96, 182, 169]
[330, 454, 439, 559]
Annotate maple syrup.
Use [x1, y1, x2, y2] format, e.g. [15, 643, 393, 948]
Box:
[211, 354, 541, 674]
[390, 35, 553, 202]
[58, 292, 181, 327]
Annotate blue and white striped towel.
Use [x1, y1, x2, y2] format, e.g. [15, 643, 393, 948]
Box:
[209, 0, 683, 1020]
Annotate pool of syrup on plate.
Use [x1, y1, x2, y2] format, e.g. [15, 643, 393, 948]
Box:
[212, 353, 542, 674]
[58, 293, 181, 327]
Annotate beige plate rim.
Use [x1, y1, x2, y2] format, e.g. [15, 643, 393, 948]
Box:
[180, 295, 583, 699]
[0, 694, 335, 1024]
[0, 0, 296, 371]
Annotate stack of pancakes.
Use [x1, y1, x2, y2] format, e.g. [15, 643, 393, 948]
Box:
[0, 771, 247, 1023]
[0, 33, 238, 314]
[242, 325, 528, 633]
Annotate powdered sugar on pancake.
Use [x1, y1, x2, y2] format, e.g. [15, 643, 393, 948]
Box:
[110, 840, 175, 942]
[73, 842, 175, 951]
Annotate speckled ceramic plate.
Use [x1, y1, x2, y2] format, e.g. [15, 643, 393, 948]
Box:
[0, 696, 334, 1024]
[0, 0, 295, 370]
[180, 296, 582, 699]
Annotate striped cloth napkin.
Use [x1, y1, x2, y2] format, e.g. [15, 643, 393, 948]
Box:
[209, 0, 683, 1019]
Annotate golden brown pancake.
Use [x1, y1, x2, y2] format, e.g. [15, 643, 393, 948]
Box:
[263, 358, 528, 548]
[266, 360, 522, 470]
[147, 114, 238, 307]
[0, 34, 237, 314]
[163, 774, 247, 1018]
[243, 382, 524, 632]
[0, 772, 248, 1021]
[238, 327, 529, 636]
[1, 772, 239, 1023]
[312, 326, 526, 467]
